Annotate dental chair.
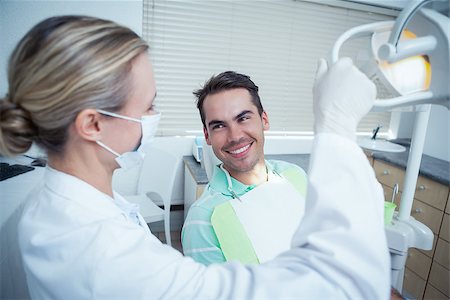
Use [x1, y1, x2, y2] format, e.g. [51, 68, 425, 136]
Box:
[201, 140, 221, 181]
[113, 147, 180, 246]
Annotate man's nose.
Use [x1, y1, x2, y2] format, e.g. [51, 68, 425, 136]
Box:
[227, 123, 243, 142]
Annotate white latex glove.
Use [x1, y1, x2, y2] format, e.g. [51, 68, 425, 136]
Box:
[313, 57, 376, 141]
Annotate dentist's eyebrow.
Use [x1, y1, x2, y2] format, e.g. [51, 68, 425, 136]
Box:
[234, 110, 253, 121]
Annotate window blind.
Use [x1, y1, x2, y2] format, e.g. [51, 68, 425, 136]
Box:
[143, 0, 394, 136]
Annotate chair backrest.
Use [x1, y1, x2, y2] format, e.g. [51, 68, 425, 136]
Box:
[112, 163, 142, 196]
[137, 147, 180, 209]
[202, 141, 221, 181]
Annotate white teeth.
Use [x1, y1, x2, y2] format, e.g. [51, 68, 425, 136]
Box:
[229, 144, 250, 154]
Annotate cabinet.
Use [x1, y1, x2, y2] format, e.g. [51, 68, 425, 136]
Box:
[373, 159, 449, 299]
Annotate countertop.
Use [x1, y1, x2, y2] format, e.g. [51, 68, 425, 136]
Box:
[183, 140, 449, 186]
[369, 150, 449, 186]
[367, 138, 449, 186]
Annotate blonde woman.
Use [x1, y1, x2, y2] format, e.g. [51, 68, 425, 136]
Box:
[0, 15, 389, 299]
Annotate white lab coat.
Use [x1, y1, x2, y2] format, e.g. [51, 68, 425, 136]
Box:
[18, 133, 390, 299]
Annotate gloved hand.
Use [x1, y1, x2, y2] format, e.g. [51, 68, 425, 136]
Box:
[313, 57, 376, 141]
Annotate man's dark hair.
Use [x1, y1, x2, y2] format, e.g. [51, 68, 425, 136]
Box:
[193, 71, 264, 128]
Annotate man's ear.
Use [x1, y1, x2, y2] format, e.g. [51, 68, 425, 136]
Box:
[74, 109, 102, 142]
[262, 111, 270, 131]
[203, 127, 212, 145]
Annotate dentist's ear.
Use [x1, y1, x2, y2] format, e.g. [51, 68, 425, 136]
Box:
[74, 109, 102, 142]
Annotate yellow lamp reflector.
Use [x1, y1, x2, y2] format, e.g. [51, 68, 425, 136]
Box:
[378, 30, 432, 96]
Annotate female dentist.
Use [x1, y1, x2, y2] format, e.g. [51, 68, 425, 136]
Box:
[0, 16, 390, 299]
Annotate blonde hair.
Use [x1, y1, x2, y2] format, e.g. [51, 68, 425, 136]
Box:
[0, 15, 149, 156]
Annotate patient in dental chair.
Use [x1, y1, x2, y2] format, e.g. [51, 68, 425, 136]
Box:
[182, 71, 307, 265]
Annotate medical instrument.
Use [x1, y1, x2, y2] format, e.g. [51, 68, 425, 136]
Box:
[391, 183, 399, 204]
[371, 125, 382, 140]
[331, 0, 449, 292]
[383, 183, 399, 225]
[358, 125, 407, 153]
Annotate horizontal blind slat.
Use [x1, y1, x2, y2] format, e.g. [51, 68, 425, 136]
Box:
[143, 0, 393, 136]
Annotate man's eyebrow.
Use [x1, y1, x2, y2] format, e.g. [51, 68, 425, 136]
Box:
[207, 110, 254, 128]
[207, 120, 224, 128]
[234, 110, 253, 120]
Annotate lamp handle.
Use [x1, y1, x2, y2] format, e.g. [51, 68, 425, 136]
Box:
[372, 92, 434, 110]
[330, 21, 394, 64]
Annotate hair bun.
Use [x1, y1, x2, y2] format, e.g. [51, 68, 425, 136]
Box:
[0, 98, 38, 156]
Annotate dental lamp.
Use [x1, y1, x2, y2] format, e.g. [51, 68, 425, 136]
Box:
[332, 0, 448, 109]
[331, 0, 449, 292]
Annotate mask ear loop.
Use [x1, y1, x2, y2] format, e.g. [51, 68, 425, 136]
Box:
[97, 109, 141, 123]
[96, 109, 144, 154]
[96, 140, 120, 157]
[96, 110, 140, 157]
[219, 163, 241, 201]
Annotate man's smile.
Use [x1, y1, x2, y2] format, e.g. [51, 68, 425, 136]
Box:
[225, 142, 253, 158]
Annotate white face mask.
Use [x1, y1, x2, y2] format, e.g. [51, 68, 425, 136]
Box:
[96, 109, 161, 169]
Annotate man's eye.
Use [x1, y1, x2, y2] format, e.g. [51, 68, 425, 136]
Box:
[239, 116, 250, 122]
[212, 124, 224, 130]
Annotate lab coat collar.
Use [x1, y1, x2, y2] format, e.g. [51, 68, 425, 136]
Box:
[44, 166, 136, 221]
[209, 160, 279, 197]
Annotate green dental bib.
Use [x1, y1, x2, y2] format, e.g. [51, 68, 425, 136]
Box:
[211, 202, 259, 264]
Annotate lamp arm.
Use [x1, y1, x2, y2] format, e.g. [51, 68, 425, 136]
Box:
[373, 91, 433, 110]
[330, 21, 394, 64]
[378, 0, 434, 61]
[393, 35, 437, 61]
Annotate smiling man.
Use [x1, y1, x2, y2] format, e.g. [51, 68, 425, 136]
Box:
[182, 71, 308, 265]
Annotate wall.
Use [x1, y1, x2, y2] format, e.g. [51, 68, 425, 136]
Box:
[389, 111, 415, 139]
[423, 105, 450, 161]
[0, 0, 143, 96]
[390, 106, 450, 162]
